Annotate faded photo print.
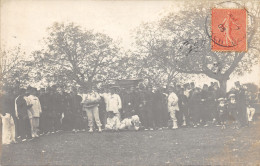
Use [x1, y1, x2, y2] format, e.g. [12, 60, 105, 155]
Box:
[0, 0, 259, 165]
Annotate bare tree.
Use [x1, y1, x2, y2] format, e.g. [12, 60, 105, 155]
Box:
[33, 22, 122, 89]
[132, 22, 181, 87]
[0, 46, 31, 89]
[159, 1, 259, 93]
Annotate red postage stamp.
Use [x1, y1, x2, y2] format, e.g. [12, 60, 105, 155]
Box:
[211, 8, 247, 51]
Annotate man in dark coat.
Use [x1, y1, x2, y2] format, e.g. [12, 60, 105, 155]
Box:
[121, 87, 135, 119]
[235, 81, 248, 127]
[39, 88, 48, 134]
[15, 88, 32, 141]
[57, 89, 70, 131]
[153, 88, 165, 129]
[47, 86, 62, 133]
[189, 88, 201, 127]
[145, 85, 156, 130]
[177, 88, 189, 127]
[135, 85, 148, 129]
[200, 84, 211, 126]
[68, 87, 83, 131]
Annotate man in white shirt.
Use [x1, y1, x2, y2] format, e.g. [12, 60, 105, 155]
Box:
[100, 88, 111, 112]
[24, 88, 42, 137]
[107, 86, 122, 119]
[168, 86, 179, 129]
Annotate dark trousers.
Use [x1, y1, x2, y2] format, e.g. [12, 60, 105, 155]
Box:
[200, 102, 210, 125]
[39, 113, 50, 133]
[190, 106, 200, 125]
[162, 105, 169, 127]
[18, 117, 31, 139]
[178, 106, 189, 126]
[138, 107, 147, 128]
[238, 106, 248, 126]
[73, 113, 84, 130]
[154, 110, 163, 128]
[99, 109, 107, 129]
[143, 104, 155, 129]
[50, 114, 62, 132]
[153, 105, 164, 128]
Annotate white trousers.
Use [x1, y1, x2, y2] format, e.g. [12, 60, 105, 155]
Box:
[84, 106, 102, 128]
[30, 117, 39, 137]
[247, 107, 255, 122]
[169, 110, 178, 128]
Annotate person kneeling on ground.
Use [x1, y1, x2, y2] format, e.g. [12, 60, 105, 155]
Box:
[105, 111, 120, 131]
[119, 115, 141, 131]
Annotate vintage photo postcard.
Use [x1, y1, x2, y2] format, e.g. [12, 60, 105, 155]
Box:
[0, 0, 259, 165]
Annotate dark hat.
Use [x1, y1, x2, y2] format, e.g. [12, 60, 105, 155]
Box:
[19, 88, 26, 94]
[51, 85, 57, 89]
[27, 85, 32, 90]
[183, 83, 189, 87]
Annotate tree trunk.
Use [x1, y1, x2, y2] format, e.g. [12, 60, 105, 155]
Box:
[218, 79, 228, 94]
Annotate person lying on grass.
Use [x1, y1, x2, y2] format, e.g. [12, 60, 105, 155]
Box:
[119, 115, 141, 131]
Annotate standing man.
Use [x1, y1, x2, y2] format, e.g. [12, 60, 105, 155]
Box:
[15, 88, 32, 141]
[121, 87, 135, 119]
[99, 87, 111, 127]
[178, 88, 189, 127]
[68, 87, 83, 132]
[235, 81, 248, 127]
[107, 86, 122, 119]
[146, 85, 156, 130]
[82, 87, 102, 132]
[25, 88, 42, 138]
[168, 86, 179, 129]
[200, 84, 210, 126]
[153, 88, 164, 130]
[38, 88, 48, 135]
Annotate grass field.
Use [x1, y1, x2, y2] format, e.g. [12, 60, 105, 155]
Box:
[1, 122, 260, 166]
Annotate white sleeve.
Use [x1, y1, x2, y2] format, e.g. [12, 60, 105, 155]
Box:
[15, 96, 19, 117]
[117, 95, 122, 110]
[37, 98, 42, 113]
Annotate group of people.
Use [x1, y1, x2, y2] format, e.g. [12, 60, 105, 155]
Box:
[0, 80, 257, 144]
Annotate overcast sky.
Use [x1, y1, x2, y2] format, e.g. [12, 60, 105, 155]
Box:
[1, 0, 259, 88]
[1, 0, 180, 52]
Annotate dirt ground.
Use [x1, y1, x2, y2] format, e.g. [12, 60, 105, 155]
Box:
[1, 121, 260, 166]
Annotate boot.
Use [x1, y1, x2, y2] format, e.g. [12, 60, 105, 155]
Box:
[182, 120, 186, 126]
[98, 127, 102, 132]
[88, 127, 93, 132]
[172, 121, 178, 129]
